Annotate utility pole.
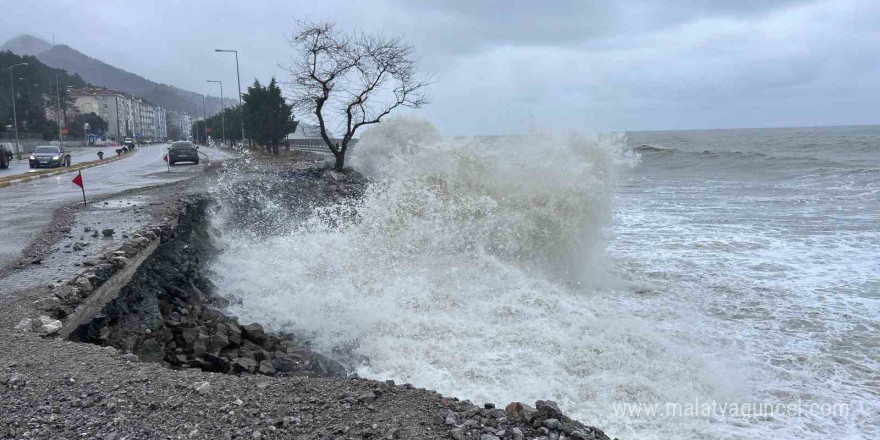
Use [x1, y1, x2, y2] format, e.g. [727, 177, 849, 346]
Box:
[207, 80, 226, 147]
[55, 77, 64, 147]
[8, 62, 28, 159]
[214, 49, 245, 147]
[114, 94, 121, 142]
[202, 95, 208, 144]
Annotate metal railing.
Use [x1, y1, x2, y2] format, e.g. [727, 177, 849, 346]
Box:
[284, 138, 357, 152]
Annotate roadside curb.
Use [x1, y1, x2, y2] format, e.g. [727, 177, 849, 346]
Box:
[0, 149, 140, 189]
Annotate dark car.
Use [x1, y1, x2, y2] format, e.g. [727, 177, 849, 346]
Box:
[0, 144, 11, 169]
[168, 141, 199, 165]
[29, 146, 71, 168]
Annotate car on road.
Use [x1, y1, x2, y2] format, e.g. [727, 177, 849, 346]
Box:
[123, 138, 136, 149]
[0, 144, 11, 169]
[168, 141, 200, 166]
[29, 146, 71, 168]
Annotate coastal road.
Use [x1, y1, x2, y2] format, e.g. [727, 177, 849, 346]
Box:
[0, 143, 234, 270]
[1, 146, 114, 176]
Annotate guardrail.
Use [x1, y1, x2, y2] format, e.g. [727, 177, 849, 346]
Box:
[284, 138, 357, 152]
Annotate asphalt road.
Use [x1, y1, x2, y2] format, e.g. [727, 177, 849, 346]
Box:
[2, 146, 111, 175]
[0, 143, 234, 269]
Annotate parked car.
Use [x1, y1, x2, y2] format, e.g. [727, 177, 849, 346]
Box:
[168, 141, 199, 165]
[0, 144, 11, 169]
[29, 145, 71, 168]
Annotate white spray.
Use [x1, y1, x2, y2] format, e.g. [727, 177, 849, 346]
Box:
[211, 118, 742, 439]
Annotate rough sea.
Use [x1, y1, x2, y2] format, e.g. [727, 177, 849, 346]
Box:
[211, 121, 879, 439]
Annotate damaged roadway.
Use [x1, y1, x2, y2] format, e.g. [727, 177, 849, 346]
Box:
[0, 151, 614, 440]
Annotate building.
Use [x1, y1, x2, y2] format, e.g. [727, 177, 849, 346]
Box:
[68, 88, 127, 140]
[67, 87, 169, 141]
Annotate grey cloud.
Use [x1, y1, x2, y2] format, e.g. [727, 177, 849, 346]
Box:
[1, 0, 878, 133]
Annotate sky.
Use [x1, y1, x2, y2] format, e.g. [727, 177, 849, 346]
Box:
[1, 0, 879, 135]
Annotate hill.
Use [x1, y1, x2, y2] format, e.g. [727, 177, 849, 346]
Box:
[0, 34, 52, 56]
[2, 35, 233, 116]
[0, 51, 87, 136]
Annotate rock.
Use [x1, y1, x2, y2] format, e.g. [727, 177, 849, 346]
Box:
[232, 357, 258, 374]
[449, 428, 465, 440]
[194, 381, 212, 395]
[272, 355, 296, 373]
[14, 318, 34, 332]
[136, 338, 165, 363]
[207, 334, 229, 354]
[36, 315, 62, 335]
[203, 353, 231, 373]
[226, 323, 242, 346]
[192, 334, 210, 357]
[180, 328, 200, 345]
[241, 323, 265, 343]
[120, 244, 138, 256]
[358, 391, 378, 403]
[444, 415, 457, 426]
[536, 400, 564, 420]
[506, 402, 539, 423]
[102, 228, 115, 237]
[480, 435, 500, 440]
[254, 349, 272, 363]
[544, 419, 563, 430]
[257, 360, 275, 375]
[121, 353, 139, 363]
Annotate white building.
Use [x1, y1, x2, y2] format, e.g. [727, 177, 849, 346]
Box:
[69, 88, 168, 141]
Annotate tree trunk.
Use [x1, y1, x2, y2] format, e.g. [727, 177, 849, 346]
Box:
[334, 152, 345, 171]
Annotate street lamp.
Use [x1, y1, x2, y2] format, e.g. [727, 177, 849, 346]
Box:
[214, 49, 245, 147]
[207, 80, 226, 148]
[202, 95, 208, 145]
[8, 62, 28, 158]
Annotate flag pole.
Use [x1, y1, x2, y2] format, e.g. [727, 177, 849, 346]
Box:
[78, 170, 86, 205]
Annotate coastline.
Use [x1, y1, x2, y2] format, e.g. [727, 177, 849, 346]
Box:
[1, 153, 616, 440]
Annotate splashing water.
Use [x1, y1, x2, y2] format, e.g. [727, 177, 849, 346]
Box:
[209, 119, 809, 439]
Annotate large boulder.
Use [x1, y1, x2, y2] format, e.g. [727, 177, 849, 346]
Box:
[207, 334, 229, 354]
[232, 357, 257, 374]
[241, 323, 265, 343]
[258, 360, 275, 375]
[272, 355, 296, 373]
[536, 400, 564, 420]
[226, 322, 242, 346]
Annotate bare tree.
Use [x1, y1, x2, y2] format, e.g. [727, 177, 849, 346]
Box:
[285, 21, 430, 171]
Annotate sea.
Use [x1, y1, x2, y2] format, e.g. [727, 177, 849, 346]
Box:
[209, 121, 879, 439]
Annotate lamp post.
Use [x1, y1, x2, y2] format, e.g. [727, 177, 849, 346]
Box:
[207, 80, 226, 148]
[214, 49, 244, 147]
[202, 95, 208, 145]
[8, 62, 28, 159]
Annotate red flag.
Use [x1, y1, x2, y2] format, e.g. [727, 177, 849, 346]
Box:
[72, 172, 83, 188]
[163, 153, 168, 162]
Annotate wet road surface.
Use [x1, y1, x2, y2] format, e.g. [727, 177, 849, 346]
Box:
[0, 143, 234, 270]
[1, 146, 116, 175]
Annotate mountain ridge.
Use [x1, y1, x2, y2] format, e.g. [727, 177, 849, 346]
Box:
[2, 34, 234, 116]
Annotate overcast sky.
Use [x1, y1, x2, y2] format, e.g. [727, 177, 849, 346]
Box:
[1, 0, 878, 135]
